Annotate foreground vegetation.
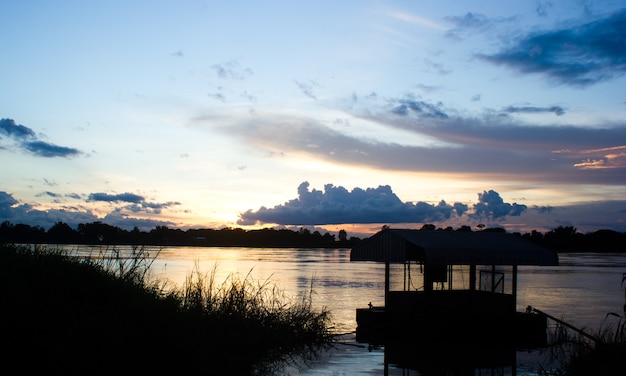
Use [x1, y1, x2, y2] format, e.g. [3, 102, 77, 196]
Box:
[541, 317, 626, 375]
[0, 244, 333, 375]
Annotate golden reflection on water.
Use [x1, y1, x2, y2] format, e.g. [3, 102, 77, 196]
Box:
[148, 247, 386, 333]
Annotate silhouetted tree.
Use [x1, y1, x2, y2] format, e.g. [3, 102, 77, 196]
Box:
[47, 222, 77, 243]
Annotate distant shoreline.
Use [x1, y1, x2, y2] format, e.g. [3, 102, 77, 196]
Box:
[1, 221, 624, 252]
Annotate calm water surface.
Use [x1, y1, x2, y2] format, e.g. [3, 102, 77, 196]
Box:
[84, 246, 626, 374]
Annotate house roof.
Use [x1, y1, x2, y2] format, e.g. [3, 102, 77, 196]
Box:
[350, 229, 558, 266]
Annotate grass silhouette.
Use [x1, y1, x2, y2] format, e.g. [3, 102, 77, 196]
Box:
[0, 244, 333, 375]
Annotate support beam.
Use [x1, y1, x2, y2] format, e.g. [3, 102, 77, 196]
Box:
[512, 265, 518, 308]
[469, 264, 476, 291]
[384, 261, 390, 308]
[491, 265, 496, 292]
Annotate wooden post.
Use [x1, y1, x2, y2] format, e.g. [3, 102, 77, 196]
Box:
[512, 265, 518, 310]
[385, 261, 390, 308]
[469, 264, 476, 291]
[491, 265, 496, 292]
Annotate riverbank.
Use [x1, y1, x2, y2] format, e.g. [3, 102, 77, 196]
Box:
[0, 244, 333, 375]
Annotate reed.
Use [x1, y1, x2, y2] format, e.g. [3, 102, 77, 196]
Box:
[540, 315, 626, 375]
[1, 243, 334, 375]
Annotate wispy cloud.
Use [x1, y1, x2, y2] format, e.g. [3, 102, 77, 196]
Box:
[570, 145, 626, 169]
[211, 60, 253, 80]
[502, 105, 565, 116]
[385, 10, 446, 31]
[294, 79, 319, 100]
[479, 9, 626, 86]
[444, 12, 515, 40]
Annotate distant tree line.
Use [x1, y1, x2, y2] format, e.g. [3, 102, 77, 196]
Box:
[414, 223, 625, 252]
[0, 221, 360, 248]
[0, 221, 624, 251]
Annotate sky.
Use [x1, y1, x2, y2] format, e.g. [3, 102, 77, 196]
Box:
[1, 0, 626, 237]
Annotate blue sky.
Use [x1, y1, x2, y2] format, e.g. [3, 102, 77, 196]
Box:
[1, 0, 625, 236]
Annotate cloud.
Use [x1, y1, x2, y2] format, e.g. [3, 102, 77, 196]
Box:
[0, 191, 176, 231]
[570, 145, 626, 170]
[535, 1, 554, 17]
[88, 192, 145, 203]
[22, 141, 81, 158]
[211, 60, 253, 80]
[502, 105, 565, 116]
[533, 205, 554, 214]
[238, 181, 467, 226]
[384, 10, 446, 31]
[388, 95, 448, 118]
[208, 92, 226, 102]
[0, 118, 82, 158]
[471, 190, 527, 219]
[0, 118, 36, 139]
[0, 191, 19, 217]
[445, 12, 490, 39]
[294, 80, 318, 100]
[0, 191, 99, 229]
[220, 103, 626, 185]
[36, 191, 62, 199]
[87, 192, 181, 214]
[422, 58, 452, 75]
[444, 12, 514, 40]
[479, 9, 626, 86]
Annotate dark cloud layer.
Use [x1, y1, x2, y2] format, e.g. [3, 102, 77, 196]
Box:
[480, 9, 626, 86]
[222, 106, 626, 185]
[238, 182, 531, 226]
[0, 118, 81, 158]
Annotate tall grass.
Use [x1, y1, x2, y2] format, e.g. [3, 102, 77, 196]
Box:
[1, 243, 334, 375]
[540, 314, 626, 375]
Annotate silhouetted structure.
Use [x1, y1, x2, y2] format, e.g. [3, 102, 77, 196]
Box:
[350, 229, 559, 350]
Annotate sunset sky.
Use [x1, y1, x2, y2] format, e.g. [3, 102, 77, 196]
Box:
[1, 1, 625, 237]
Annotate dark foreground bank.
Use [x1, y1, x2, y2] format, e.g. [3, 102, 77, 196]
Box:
[0, 244, 333, 375]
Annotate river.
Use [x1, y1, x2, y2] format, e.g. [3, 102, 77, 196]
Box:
[78, 246, 626, 374]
